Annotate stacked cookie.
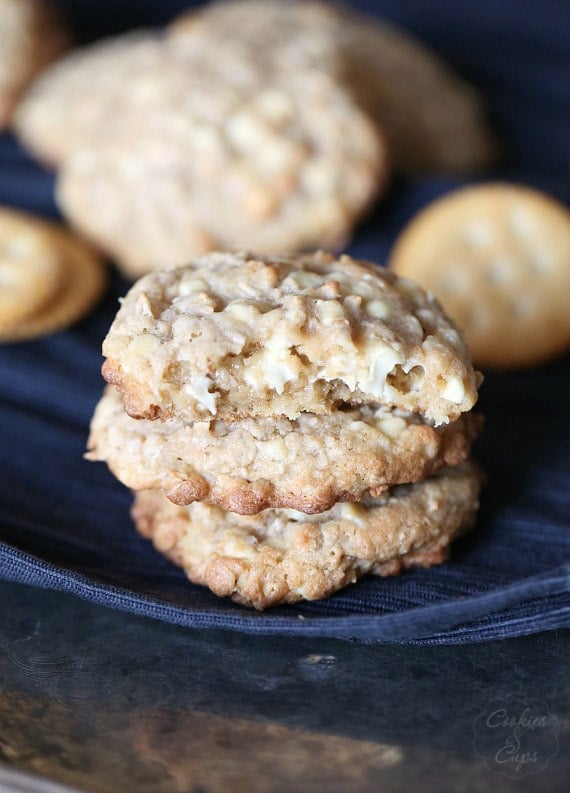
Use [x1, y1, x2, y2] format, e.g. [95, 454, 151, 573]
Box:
[88, 251, 483, 609]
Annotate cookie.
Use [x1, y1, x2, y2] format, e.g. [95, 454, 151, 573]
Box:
[0, 0, 68, 130]
[170, 0, 496, 174]
[390, 184, 570, 368]
[0, 207, 106, 343]
[13, 31, 164, 168]
[87, 385, 481, 514]
[101, 252, 480, 426]
[55, 133, 219, 280]
[131, 461, 483, 609]
[55, 44, 386, 276]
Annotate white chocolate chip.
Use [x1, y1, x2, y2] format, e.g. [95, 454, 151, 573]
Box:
[184, 374, 218, 413]
[178, 276, 209, 296]
[441, 376, 465, 404]
[256, 89, 294, 123]
[377, 415, 408, 439]
[227, 112, 267, 150]
[317, 299, 344, 324]
[128, 333, 160, 356]
[338, 502, 367, 524]
[365, 299, 390, 319]
[359, 344, 402, 397]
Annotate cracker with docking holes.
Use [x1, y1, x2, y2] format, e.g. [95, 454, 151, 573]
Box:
[0, 207, 106, 343]
[390, 184, 570, 368]
[101, 251, 480, 426]
[131, 461, 483, 609]
[87, 386, 481, 514]
[0, 0, 68, 130]
[169, 0, 496, 174]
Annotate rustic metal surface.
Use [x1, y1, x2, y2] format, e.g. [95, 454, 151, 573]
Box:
[0, 580, 567, 792]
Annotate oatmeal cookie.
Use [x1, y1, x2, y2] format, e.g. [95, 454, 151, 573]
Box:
[170, 0, 496, 174]
[101, 252, 480, 425]
[87, 385, 481, 514]
[131, 461, 483, 609]
[13, 31, 162, 167]
[56, 48, 385, 275]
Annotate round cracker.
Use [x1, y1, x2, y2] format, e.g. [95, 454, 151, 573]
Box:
[0, 211, 106, 343]
[0, 207, 68, 330]
[390, 183, 570, 368]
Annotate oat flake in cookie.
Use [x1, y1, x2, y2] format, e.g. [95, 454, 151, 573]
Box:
[102, 251, 480, 426]
[131, 462, 483, 610]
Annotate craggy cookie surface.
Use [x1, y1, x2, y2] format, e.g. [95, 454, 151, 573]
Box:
[132, 461, 482, 609]
[102, 252, 479, 425]
[390, 184, 570, 367]
[0, 207, 106, 343]
[88, 386, 481, 514]
[171, 0, 496, 174]
[0, 0, 68, 130]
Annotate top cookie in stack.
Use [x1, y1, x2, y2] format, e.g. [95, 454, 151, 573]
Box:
[101, 251, 479, 426]
[88, 252, 483, 608]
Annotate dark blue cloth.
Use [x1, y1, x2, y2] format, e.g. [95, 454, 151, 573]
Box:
[0, 0, 568, 644]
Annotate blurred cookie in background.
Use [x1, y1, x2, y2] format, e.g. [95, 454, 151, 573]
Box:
[390, 183, 570, 368]
[0, 0, 68, 130]
[12, 0, 498, 277]
[55, 43, 386, 277]
[170, 0, 497, 174]
[12, 31, 164, 168]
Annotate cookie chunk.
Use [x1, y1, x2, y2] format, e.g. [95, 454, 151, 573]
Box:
[102, 252, 480, 425]
[0, 0, 68, 130]
[170, 0, 496, 174]
[13, 31, 162, 167]
[0, 207, 106, 343]
[131, 461, 482, 609]
[56, 50, 385, 276]
[87, 386, 481, 514]
[390, 184, 570, 368]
